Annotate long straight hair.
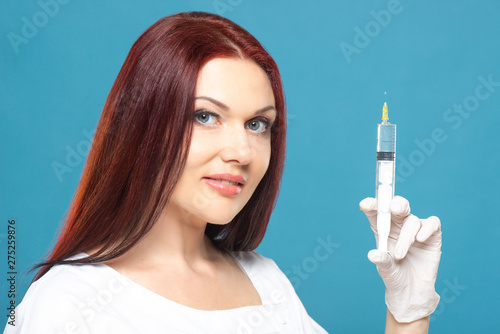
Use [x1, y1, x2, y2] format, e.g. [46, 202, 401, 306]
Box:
[34, 12, 286, 281]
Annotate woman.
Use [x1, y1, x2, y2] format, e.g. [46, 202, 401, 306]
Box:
[5, 12, 441, 333]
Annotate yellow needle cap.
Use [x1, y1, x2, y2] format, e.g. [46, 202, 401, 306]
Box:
[382, 102, 389, 121]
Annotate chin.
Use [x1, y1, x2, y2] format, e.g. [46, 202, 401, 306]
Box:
[203, 214, 238, 226]
[193, 199, 246, 225]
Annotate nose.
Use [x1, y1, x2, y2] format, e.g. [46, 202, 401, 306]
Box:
[219, 126, 253, 165]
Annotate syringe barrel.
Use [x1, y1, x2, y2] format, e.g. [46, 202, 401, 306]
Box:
[376, 123, 396, 252]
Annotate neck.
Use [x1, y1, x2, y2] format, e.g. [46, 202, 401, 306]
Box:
[124, 201, 220, 267]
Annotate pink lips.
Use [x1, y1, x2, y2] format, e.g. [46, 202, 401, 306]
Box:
[202, 173, 245, 196]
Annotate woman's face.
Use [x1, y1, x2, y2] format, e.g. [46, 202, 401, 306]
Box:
[166, 57, 276, 226]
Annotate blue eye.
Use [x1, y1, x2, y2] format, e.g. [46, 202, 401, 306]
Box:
[194, 110, 218, 125]
[246, 119, 270, 133]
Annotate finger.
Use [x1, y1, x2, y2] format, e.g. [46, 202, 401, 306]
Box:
[394, 214, 421, 260]
[390, 196, 411, 225]
[367, 249, 396, 273]
[416, 216, 441, 246]
[359, 197, 376, 214]
[417, 216, 442, 251]
[359, 197, 377, 227]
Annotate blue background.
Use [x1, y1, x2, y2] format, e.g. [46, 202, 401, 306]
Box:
[1, 0, 499, 332]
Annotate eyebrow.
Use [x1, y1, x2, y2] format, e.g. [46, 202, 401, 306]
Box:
[195, 96, 277, 116]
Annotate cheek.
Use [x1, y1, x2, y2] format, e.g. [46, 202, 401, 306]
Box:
[263, 142, 272, 172]
[184, 131, 214, 168]
[253, 138, 272, 179]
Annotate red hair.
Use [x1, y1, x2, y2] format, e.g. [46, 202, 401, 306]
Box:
[33, 12, 286, 280]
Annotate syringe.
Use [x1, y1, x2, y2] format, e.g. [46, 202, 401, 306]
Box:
[375, 97, 396, 252]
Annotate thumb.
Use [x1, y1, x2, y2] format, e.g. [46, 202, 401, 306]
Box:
[367, 249, 397, 274]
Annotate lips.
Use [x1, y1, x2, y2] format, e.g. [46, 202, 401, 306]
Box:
[202, 173, 245, 196]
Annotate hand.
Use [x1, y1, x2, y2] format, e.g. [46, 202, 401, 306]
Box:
[359, 196, 442, 323]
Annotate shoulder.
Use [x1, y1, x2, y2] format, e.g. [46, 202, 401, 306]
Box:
[231, 250, 293, 300]
[231, 250, 283, 276]
[5, 253, 126, 333]
[231, 251, 328, 333]
[24, 253, 113, 301]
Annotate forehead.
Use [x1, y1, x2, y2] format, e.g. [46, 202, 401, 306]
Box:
[195, 57, 275, 109]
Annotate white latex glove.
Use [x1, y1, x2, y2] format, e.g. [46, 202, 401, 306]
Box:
[359, 196, 442, 323]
